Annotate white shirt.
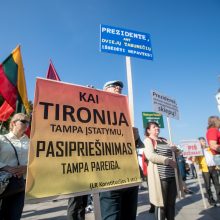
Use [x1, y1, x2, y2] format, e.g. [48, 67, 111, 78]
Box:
[203, 148, 216, 167]
[136, 148, 144, 169]
[0, 132, 29, 168]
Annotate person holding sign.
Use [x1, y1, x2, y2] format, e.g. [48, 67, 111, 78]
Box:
[67, 84, 95, 220]
[0, 113, 30, 220]
[206, 116, 220, 155]
[144, 121, 178, 220]
[193, 137, 220, 206]
[99, 80, 139, 220]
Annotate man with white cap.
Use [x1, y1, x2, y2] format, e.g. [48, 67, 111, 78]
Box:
[100, 80, 139, 220]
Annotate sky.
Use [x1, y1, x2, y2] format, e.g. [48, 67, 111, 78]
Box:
[1, 0, 220, 143]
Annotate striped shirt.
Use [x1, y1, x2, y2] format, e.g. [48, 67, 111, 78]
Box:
[155, 139, 175, 179]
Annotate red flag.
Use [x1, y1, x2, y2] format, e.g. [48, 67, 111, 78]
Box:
[46, 60, 61, 81]
[0, 101, 14, 121]
[25, 60, 61, 137]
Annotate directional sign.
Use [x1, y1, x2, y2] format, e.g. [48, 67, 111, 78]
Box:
[100, 24, 153, 60]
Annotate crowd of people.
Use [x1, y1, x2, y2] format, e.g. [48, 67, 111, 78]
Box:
[1, 80, 220, 220]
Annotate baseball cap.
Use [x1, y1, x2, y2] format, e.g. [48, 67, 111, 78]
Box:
[103, 80, 124, 90]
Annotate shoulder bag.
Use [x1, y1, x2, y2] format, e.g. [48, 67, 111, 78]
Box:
[0, 136, 25, 199]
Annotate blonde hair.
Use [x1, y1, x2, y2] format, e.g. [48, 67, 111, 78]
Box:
[207, 116, 219, 129]
[9, 113, 30, 131]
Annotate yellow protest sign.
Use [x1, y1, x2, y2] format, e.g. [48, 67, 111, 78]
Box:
[26, 78, 141, 199]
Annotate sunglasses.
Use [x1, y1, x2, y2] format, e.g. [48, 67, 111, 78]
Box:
[108, 85, 122, 89]
[15, 119, 29, 124]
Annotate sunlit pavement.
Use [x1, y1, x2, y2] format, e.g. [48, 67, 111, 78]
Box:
[22, 177, 220, 220]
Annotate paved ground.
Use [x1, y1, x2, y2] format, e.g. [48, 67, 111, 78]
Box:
[21, 176, 220, 220]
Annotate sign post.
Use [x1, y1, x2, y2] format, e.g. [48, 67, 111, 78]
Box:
[100, 24, 153, 125]
[151, 90, 182, 198]
[99, 24, 153, 218]
[126, 56, 134, 125]
[179, 140, 207, 209]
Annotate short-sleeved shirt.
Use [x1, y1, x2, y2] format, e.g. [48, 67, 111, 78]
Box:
[206, 127, 220, 155]
[0, 132, 29, 168]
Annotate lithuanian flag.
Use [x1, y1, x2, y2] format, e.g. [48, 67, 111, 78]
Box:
[0, 46, 30, 114]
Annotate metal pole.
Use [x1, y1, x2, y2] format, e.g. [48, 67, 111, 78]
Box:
[93, 192, 102, 220]
[125, 56, 134, 126]
[166, 117, 181, 199]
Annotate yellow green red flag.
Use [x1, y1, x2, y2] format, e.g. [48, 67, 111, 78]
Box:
[0, 45, 30, 114]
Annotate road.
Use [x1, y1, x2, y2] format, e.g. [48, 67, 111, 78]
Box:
[22, 177, 220, 220]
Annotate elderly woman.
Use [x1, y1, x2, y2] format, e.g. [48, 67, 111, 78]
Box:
[144, 122, 178, 220]
[0, 113, 30, 220]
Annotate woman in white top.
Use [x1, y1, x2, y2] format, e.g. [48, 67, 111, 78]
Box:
[0, 113, 30, 220]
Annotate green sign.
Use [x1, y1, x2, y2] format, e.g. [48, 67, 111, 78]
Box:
[142, 112, 164, 128]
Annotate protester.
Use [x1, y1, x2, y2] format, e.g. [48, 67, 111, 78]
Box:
[67, 195, 88, 220]
[67, 84, 95, 220]
[136, 146, 145, 189]
[99, 80, 139, 220]
[206, 116, 220, 155]
[0, 113, 30, 220]
[144, 121, 179, 220]
[187, 157, 197, 179]
[193, 137, 220, 206]
[177, 153, 193, 194]
[134, 127, 146, 190]
[67, 194, 93, 220]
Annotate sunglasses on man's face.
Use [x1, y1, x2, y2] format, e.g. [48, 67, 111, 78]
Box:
[15, 119, 29, 125]
[108, 85, 122, 89]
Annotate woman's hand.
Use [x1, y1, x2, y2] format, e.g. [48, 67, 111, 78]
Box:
[168, 159, 177, 168]
[1, 165, 27, 178]
[14, 166, 27, 178]
[170, 145, 180, 152]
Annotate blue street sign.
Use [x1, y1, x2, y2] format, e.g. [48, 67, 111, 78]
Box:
[100, 24, 153, 60]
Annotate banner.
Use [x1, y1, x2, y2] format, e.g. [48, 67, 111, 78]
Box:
[26, 78, 140, 199]
[179, 140, 203, 157]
